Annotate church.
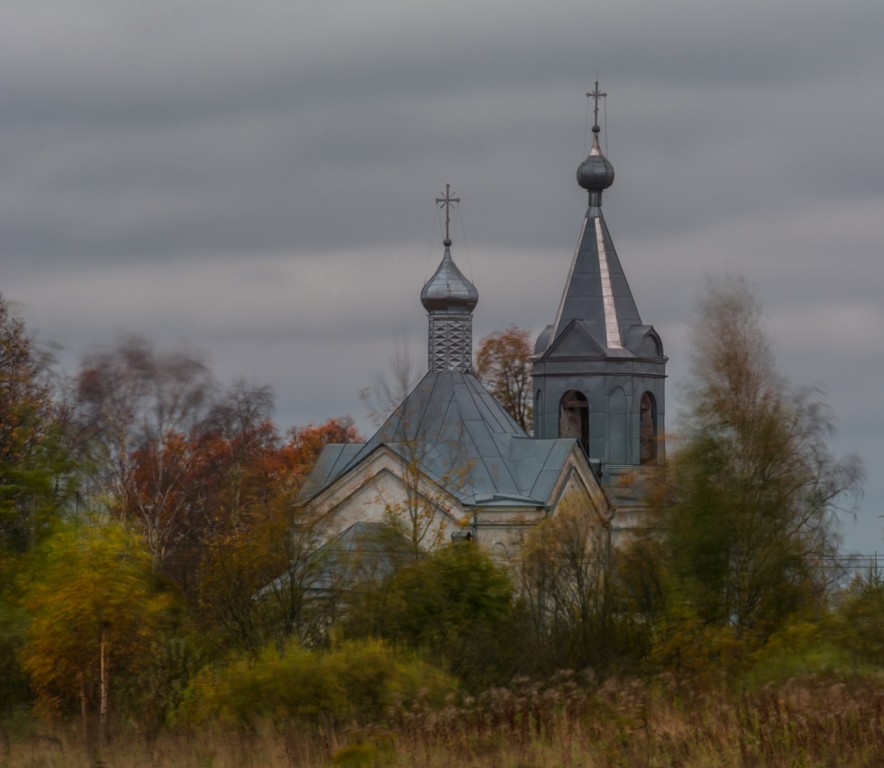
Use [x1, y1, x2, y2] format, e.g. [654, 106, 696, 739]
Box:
[297, 86, 666, 555]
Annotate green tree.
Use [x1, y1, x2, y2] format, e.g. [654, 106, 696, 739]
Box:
[347, 543, 514, 687]
[664, 276, 862, 643]
[833, 563, 884, 668]
[20, 516, 174, 744]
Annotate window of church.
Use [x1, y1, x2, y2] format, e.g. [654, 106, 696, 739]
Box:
[640, 392, 657, 464]
[559, 390, 589, 455]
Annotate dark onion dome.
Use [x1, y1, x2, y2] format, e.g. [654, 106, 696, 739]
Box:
[421, 238, 478, 314]
[577, 126, 615, 191]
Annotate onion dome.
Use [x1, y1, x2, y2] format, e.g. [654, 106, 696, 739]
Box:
[420, 238, 478, 315]
[577, 126, 615, 192]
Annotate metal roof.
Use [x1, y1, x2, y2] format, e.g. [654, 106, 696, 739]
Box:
[298, 370, 581, 508]
[539, 174, 644, 356]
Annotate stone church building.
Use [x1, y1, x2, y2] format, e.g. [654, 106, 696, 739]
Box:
[297, 93, 666, 555]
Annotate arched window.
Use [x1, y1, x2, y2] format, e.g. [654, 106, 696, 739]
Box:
[609, 387, 627, 464]
[559, 390, 589, 455]
[640, 392, 657, 464]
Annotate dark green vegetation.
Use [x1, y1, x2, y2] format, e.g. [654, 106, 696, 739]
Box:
[0, 282, 879, 767]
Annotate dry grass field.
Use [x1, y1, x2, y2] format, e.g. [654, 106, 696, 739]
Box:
[3, 672, 882, 768]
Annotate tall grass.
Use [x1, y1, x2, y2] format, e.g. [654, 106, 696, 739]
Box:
[4, 671, 882, 767]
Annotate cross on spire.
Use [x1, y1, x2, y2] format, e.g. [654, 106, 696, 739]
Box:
[586, 79, 607, 129]
[435, 183, 460, 242]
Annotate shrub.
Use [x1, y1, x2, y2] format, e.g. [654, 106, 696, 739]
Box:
[173, 638, 456, 728]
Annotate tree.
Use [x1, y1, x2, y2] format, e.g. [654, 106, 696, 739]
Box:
[360, 340, 469, 552]
[0, 294, 74, 558]
[663, 276, 862, 639]
[283, 417, 362, 491]
[833, 562, 884, 667]
[474, 325, 533, 431]
[359, 335, 417, 427]
[194, 417, 361, 652]
[75, 337, 214, 571]
[196, 504, 322, 653]
[187, 380, 278, 535]
[516, 498, 641, 676]
[346, 543, 514, 687]
[20, 515, 173, 745]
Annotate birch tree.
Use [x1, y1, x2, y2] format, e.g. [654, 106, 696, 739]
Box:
[75, 337, 213, 570]
[665, 275, 863, 637]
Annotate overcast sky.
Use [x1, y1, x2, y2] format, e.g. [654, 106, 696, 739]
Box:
[3, 1, 882, 555]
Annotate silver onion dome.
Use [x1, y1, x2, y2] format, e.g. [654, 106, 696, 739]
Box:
[577, 126, 615, 192]
[420, 238, 478, 314]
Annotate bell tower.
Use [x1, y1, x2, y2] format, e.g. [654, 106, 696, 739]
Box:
[532, 83, 666, 511]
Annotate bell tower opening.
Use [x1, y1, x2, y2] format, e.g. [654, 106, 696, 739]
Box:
[559, 390, 589, 455]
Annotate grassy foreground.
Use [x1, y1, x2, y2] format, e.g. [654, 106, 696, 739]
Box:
[3, 672, 883, 768]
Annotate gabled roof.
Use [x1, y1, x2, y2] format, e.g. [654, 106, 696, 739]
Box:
[298, 370, 586, 509]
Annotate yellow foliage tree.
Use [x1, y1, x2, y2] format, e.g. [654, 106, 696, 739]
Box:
[20, 516, 173, 744]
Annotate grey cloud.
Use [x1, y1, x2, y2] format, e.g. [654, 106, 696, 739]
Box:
[2, 0, 882, 552]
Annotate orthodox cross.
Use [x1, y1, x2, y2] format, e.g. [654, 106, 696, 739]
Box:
[435, 183, 460, 241]
[586, 79, 607, 128]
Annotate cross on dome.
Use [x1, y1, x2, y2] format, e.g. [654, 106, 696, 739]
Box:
[586, 79, 607, 130]
[435, 183, 460, 243]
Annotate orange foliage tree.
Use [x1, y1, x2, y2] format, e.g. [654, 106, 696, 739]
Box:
[195, 417, 361, 651]
[474, 326, 533, 432]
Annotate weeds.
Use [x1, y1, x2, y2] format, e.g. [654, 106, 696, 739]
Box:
[4, 671, 881, 767]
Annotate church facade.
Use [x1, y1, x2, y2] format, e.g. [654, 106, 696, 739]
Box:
[297, 90, 664, 553]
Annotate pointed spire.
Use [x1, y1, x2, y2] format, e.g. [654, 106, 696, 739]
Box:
[543, 85, 640, 352]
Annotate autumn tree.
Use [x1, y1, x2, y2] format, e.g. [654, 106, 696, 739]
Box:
[663, 276, 862, 641]
[0, 294, 75, 558]
[0, 296, 77, 714]
[283, 417, 362, 491]
[474, 325, 533, 431]
[195, 417, 361, 652]
[75, 337, 214, 571]
[20, 515, 174, 745]
[147, 381, 282, 594]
